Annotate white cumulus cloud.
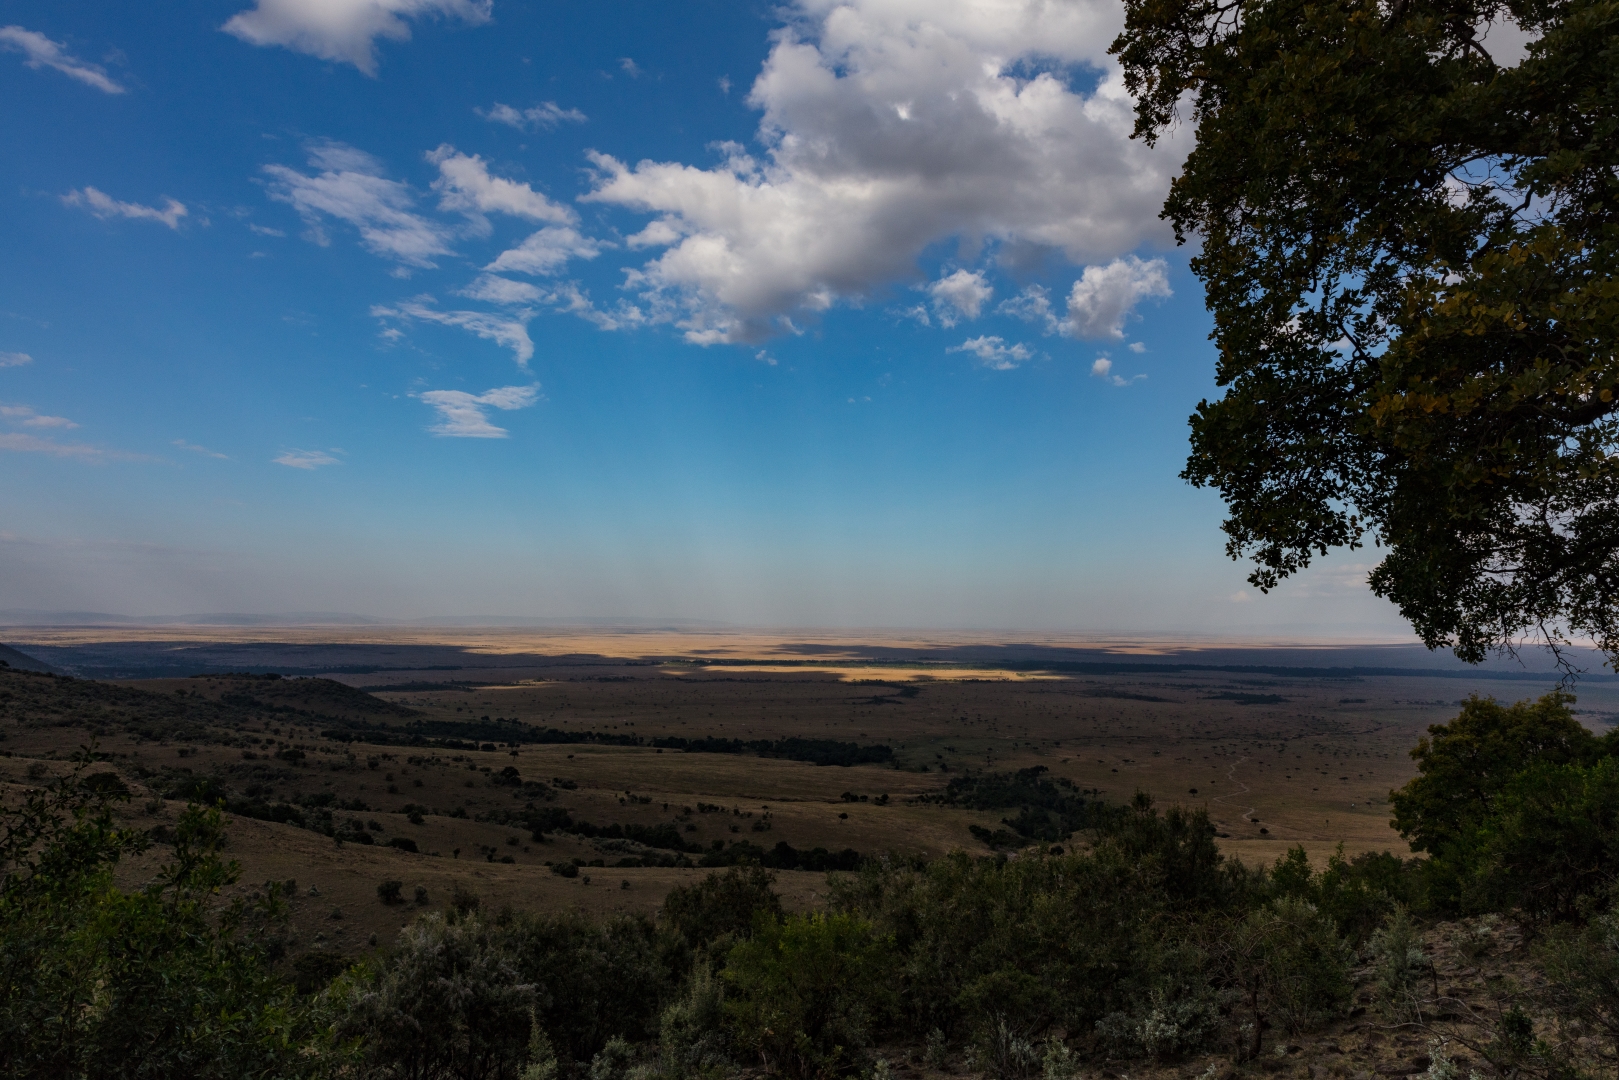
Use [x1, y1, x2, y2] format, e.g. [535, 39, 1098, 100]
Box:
[1090, 356, 1143, 386]
[428, 146, 576, 230]
[62, 187, 188, 229]
[416, 384, 537, 438]
[273, 449, 339, 469]
[0, 25, 124, 94]
[0, 352, 32, 368]
[478, 101, 586, 130]
[264, 140, 453, 267]
[582, 0, 1180, 343]
[222, 0, 491, 76]
[999, 256, 1171, 339]
[949, 335, 1032, 370]
[372, 297, 534, 365]
[927, 269, 992, 328]
[1063, 256, 1170, 339]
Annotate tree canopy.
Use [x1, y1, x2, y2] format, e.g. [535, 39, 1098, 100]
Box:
[1112, 0, 1619, 664]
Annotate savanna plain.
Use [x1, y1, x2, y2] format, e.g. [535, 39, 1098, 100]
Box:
[4, 626, 1613, 1080]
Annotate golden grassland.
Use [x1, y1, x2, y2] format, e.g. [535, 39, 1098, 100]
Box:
[5, 626, 1612, 957]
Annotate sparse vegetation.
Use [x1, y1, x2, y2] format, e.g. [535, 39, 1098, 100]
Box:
[9, 646, 1619, 1078]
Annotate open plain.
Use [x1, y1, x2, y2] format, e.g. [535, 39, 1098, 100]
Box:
[3, 625, 1613, 959]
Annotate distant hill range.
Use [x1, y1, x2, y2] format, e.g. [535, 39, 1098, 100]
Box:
[0, 610, 390, 627]
[0, 610, 732, 629]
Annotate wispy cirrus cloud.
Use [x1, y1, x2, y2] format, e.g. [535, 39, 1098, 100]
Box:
[0, 403, 76, 429]
[0, 25, 124, 94]
[372, 297, 534, 365]
[273, 449, 340, 469]
[222, 0, 491, 76]
[416, 384, 538, 438]
[264, 140, 454, 268]
[62, 187, 188, 229]
[0, 432, 107, 459]
[478, 101, 586, 130]
[174, 439, 229, 459]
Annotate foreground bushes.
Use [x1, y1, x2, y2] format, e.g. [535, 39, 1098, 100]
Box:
[0, 752, 326, 1079]
[17, 690, 1619, 1079]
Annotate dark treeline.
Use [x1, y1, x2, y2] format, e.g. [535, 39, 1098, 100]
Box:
[9, 692, 1619, 1080]
[321, 717, 894, 767]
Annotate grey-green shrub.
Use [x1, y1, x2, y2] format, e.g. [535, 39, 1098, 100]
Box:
[332, 912, 534, 1080]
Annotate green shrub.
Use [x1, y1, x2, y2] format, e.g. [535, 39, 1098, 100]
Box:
[660, 864, 783, 953]
[1391, 692, 1600, 912]
[654, 964, 732, 1079]
[1367, 907, 1429, 1023]
[332, 912, 534, 1080]
[0, 754, 328, 1079]
[1468, 757, 1619, 922]
[723, 911, 895, 1079]
[1539, 897, 1619, 1063]
[502, 910, 680, 1067]
[1219, 897, 1352, 1060]
[1271, 844, 1418, 943]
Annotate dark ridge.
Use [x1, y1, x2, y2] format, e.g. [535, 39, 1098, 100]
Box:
[0, 643, 58, 674]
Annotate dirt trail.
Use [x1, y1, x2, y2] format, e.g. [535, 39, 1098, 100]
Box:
[1209, 756, 1255, 828]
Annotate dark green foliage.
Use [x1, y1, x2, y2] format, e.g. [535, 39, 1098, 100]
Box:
[1468, 756, 1619, 921]
[697, 840, 863, 873]
[1095, 792, 1233, 909]
[928, 765, 1117, 842]
[294, 951, 353, 995]
[333, 913, 535, 1080]
[378, 880, 404, 904]
[661, 865, 784, 953]
[843, 847, 1127, 1047]
[501, 910, 681, 1067]
[0, 751, 327, 1079]
[1115, 0, 1619, 663]
[722, 912, 896, 1079]
[1215, 898, 1354, 1061]
[654, 964, 734, 1079]
[649, 736, 894, 768]
[320, 720, 893, 765]
[1391, 692, 1606, 912]
[1539, 897, 1619, 1063]
[1271, 845, 1421, 943]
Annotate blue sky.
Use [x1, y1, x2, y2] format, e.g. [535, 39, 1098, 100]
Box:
[0, 0, 1410, 634]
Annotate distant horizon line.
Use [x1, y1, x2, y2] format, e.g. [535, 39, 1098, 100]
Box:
[0, 606, 1453, 645]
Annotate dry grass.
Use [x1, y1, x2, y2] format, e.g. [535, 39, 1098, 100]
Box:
[5, 626, 1604, 958]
